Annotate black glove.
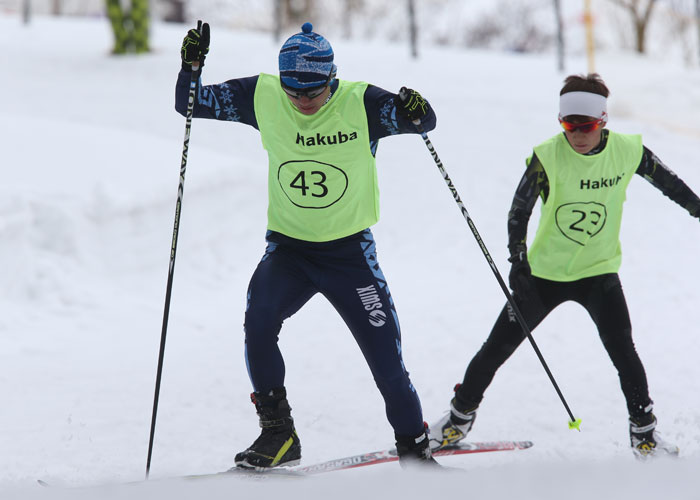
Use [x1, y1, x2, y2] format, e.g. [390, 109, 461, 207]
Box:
[395, 87, 430, 122]
[508, 251, 533, 298]
[181, 22, 210, 71]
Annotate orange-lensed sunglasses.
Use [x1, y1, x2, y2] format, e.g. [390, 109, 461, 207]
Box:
[559, 117, 605, 134]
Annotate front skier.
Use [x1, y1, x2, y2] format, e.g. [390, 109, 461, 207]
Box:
[176, 22, 439, 469]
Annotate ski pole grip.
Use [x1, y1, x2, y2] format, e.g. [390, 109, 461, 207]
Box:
[397, 86, 423, 131]
[191, 20, 203, 72]
[412, 118, 423, 133]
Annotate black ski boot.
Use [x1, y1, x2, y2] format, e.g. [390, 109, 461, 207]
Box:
[234, 387, 301, 469]
[428, 383, 478, 450]
[629, 410, 678, 459]
[395, 428, 440, 469]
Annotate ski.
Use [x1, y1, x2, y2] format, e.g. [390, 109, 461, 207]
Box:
[37, 467, 303, 488]
[295, 440, 533, 474]
[173, 440, 533, 479]
[184, 466, 305, 480]
[38, 440, 533, 488]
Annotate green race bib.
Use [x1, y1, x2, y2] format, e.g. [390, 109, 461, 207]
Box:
[254, 74, 379, 242]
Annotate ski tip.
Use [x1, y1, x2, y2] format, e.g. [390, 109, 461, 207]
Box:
[568, 418, 582, 431]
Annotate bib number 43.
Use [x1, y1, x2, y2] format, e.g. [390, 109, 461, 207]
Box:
[278, 160, 348, 209]
[290, 170, 328, 198]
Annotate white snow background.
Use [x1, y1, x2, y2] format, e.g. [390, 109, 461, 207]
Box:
[2, 13, 700, 500]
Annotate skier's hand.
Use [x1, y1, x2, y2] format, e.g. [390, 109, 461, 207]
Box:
[395, 87, 430, 122]
[508, 251, 533, 298]
[181, 22, 210, 71]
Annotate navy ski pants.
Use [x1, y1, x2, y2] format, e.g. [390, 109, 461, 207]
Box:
[243, 229, 425, 437]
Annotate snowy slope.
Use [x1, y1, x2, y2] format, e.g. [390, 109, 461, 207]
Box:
[2, 14, 700, 500]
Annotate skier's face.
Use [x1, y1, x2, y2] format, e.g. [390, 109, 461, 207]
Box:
[285, 85, 331, 115]
[561, 115, 604, 154]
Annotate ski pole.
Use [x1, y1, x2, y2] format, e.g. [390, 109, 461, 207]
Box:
[409, 113, 581, 431]
[146, 21, 203, 479]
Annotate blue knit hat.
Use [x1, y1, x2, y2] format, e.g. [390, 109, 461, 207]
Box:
[279, 22, 336, 89]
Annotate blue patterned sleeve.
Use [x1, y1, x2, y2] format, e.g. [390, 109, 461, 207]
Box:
[175, 70, 259, 129]
[363, 84, 437, 144]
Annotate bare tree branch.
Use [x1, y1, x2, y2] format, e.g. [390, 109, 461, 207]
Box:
[607, 0, 658, 53]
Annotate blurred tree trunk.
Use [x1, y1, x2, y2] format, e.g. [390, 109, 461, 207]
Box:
[342, 0, 363, 38]
[274, 0, 282, 42]
[107, 0, 150, 54]
[107, 0, 129, 54]
[408, 0, 418, 58]
[130, 0, 149, 52]
[609, 0, 657, 53]
[696, 0, 700, 65]
[553, 0, 564, 71]
[282, 0, 314, 28]
[273, 0, 314, 42]
[162, 0, 185, 23]
[51, 0, 60, 15]
[22, 0, 31, 24]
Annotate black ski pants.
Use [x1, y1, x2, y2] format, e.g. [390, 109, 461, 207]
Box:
[456, 273, 652, 418]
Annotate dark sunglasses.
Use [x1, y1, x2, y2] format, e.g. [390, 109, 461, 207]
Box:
[559, 117, 605, 134]
[280, 69, 334, 100]
[281, 83, 329, 100]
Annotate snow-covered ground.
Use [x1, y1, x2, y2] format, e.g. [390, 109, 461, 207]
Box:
[2, 14, 700, 500]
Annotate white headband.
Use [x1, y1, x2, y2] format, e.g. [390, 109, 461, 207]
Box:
[559, 91, 607, 120]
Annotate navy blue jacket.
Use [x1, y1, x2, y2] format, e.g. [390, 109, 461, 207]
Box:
[175, 70, 436, 156]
